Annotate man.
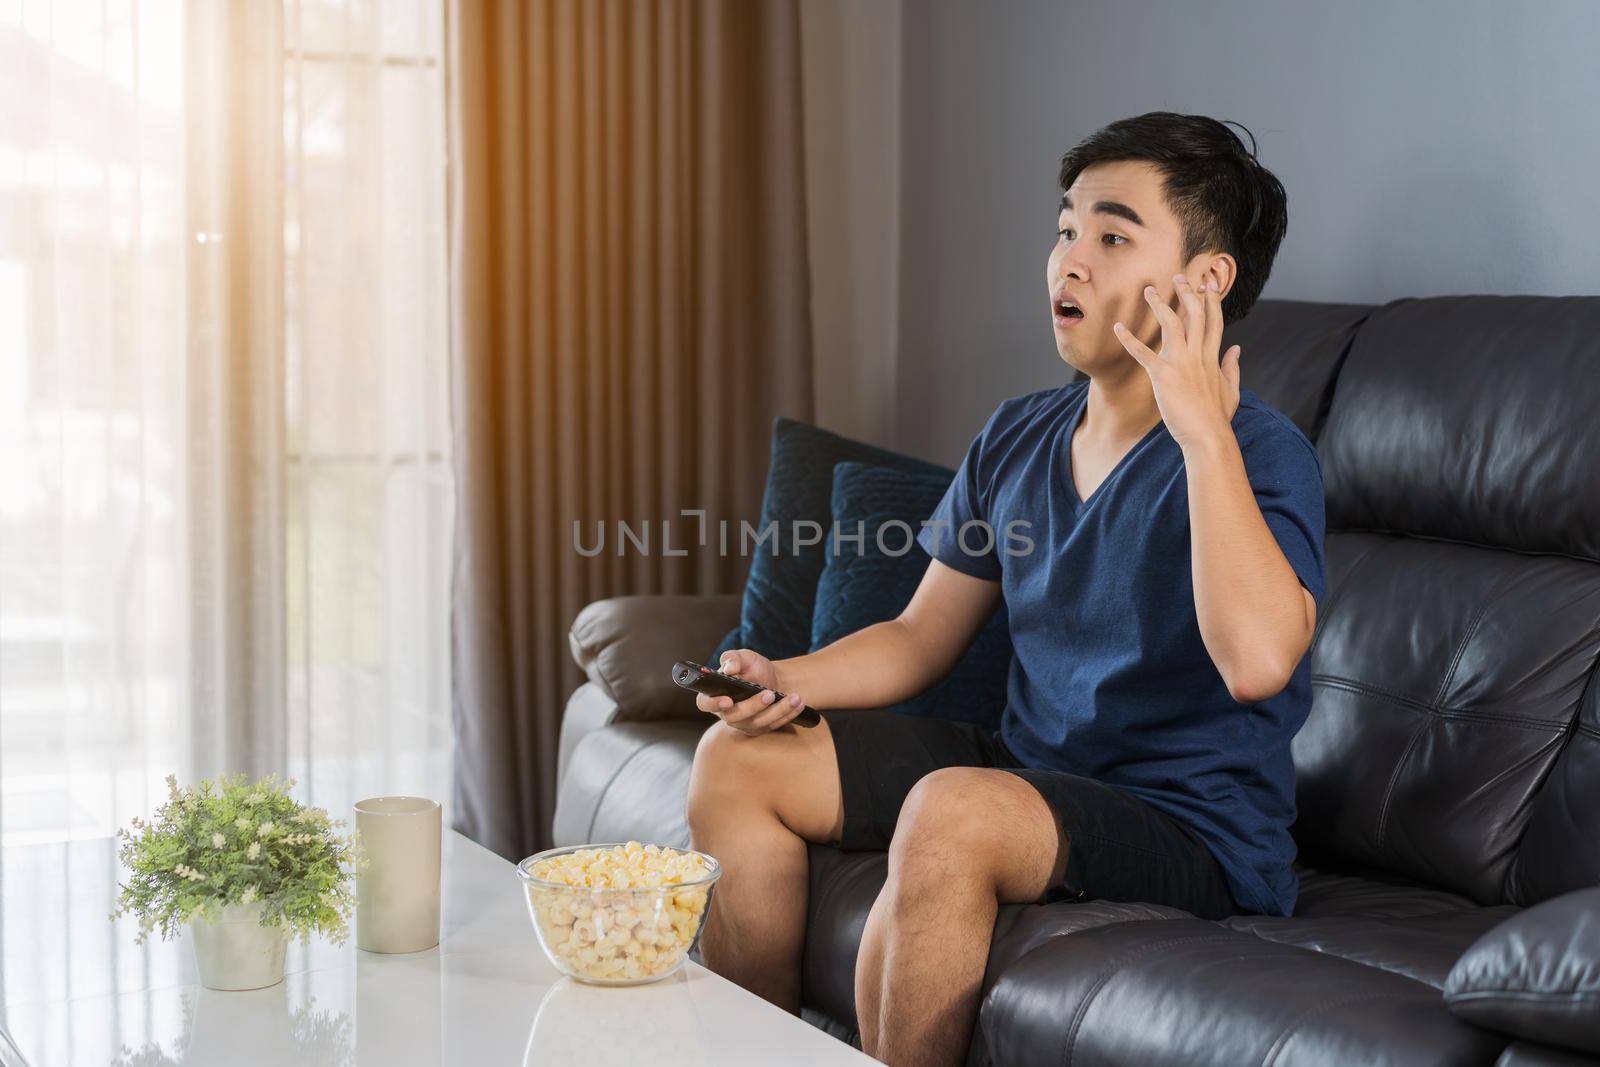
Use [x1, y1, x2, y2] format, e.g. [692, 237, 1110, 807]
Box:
[686, 111, 1324, 1067]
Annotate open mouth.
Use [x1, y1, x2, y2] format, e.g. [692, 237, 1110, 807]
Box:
[1053, 299, 1085, 328]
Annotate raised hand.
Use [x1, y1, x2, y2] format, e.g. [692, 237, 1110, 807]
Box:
[1112, 273, 1241, 450]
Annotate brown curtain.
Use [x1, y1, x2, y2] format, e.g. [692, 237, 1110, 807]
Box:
[447, 0, 815, 860]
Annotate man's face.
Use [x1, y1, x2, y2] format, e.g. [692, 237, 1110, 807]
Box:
[1047, 160, 1220, 376]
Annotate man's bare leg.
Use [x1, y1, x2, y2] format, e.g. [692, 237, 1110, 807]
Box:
[852, 880, 893, 1053]
[686, 716, 846, 1015]
[855, 767, 1068, 1066]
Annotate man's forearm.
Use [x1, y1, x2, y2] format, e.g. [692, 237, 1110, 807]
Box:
[772, 619, 944, 712]
[1183, 430, 1314, 702]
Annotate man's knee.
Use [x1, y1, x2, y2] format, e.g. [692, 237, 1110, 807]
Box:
[888, 768, 995, 873]
[692, 718, 770, 770]
[689, 719, 845, 846]
[886, 767, 1062, 898]
[688, 721, 768, 825]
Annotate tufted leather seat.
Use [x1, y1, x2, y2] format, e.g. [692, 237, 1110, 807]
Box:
[550, 296, 1600, 1065]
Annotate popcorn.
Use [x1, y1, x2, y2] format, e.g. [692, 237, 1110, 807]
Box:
[523, 842, 715, 984]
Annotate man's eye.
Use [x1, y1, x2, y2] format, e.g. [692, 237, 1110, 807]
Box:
[1056, 228, 1125, 246]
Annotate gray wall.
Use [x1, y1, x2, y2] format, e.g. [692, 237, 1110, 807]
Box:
[801, 0, 903, 451]
[893, 0, 1600, 465]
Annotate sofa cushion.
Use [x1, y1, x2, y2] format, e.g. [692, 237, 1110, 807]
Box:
[1318, 295, 1600, 561]
[980, 918, 1507, 1067]
[737, 417, 953, 664]
[568, 594, 743, 722]
[1507, 665, 1600, 905]
[551, 718, 708, 849]
[1492, 1042, 1600, 1067]
[1217, 297, 1373, 442]
[796, 845, 1515, 1038]
[558, 681, 622, 786]
[1290, 861, 1484, 919]
[1444, 886, 1600, 1055]
[1222, 905, 1520, 989]
[1288, 530, 1600, 906]
[1292, 295, 1600, 908]
[810, 462, 1012, 729]
[802, 846, 888, 1027]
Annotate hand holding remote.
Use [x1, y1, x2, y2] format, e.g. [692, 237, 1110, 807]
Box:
[698, 649, 809, 736]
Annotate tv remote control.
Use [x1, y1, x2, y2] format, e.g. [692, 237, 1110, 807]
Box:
[670, 659, 821, 728]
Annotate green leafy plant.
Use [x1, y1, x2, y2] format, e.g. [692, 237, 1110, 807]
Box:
[111, 773, 365, 945]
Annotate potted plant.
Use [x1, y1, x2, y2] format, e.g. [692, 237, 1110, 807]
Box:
[110, 772, 364, 990]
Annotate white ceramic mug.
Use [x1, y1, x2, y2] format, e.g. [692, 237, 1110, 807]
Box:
[354, 796, 442, 954]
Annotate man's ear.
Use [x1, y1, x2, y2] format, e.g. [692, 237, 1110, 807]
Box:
[1209, 254, 1239, 298]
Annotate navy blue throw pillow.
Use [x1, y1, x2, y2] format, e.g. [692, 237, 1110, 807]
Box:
[731, 417, 954, 665]
[810, 461, 1012, 729]
[709, 625, 742, 668]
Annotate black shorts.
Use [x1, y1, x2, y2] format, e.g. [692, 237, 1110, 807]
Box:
[820, 707, 1239, 921]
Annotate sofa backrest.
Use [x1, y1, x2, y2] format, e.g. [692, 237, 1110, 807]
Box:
[1287, 294, 1600, 906]
[1221, 298, 1375, 443]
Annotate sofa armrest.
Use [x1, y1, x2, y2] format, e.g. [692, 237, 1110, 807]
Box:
[568, 594, 742, 722]
[1444, 885, 1600, 1056]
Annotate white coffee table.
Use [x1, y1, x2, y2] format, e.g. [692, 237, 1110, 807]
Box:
[0, 830, 875, 1065]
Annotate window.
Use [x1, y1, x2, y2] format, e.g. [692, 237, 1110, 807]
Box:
[281, 0, 454, 824]
[0, 0, 453, 846]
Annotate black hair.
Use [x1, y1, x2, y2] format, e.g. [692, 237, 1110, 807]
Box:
[1057, 112, 1287, 323]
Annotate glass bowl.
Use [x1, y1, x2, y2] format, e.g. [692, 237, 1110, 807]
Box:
[516, 842, 722, 986]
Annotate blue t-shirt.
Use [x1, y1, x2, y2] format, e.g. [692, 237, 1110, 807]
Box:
[915, 380, 1326, 917]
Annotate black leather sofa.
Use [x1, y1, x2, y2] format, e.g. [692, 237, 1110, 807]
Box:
[551, 296, 1600, 1066]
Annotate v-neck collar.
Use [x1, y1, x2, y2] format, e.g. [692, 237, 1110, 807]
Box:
[1062, 389, 1167, 511]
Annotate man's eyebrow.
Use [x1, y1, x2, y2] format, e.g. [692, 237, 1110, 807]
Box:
[1058, 192, 1145, 229]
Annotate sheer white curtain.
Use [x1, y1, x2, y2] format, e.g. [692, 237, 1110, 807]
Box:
[280, 1, 454, 826]
[0, 0, 453, 847]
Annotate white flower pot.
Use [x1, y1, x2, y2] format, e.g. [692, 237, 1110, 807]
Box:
[188, 901, 289, 991]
